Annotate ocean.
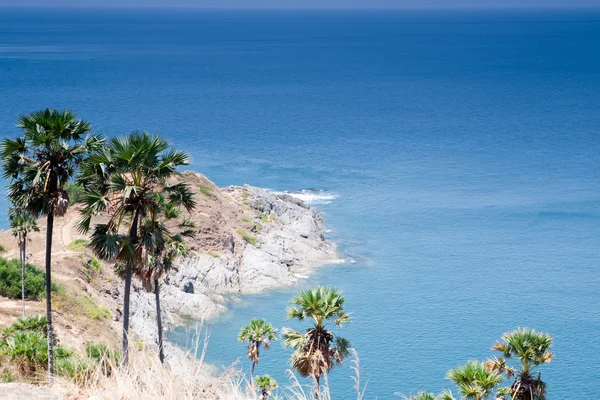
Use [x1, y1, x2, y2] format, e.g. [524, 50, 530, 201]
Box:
[0, 7, 599, 398]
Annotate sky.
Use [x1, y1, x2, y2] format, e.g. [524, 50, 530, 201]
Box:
[0, 0, 598, 8]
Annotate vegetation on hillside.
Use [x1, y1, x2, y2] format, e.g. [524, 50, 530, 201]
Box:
[1, 108, 103, 376]
[0, 257, 51, 300]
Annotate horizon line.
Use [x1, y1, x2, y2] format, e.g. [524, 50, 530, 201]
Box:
[0, 4, 599, 10]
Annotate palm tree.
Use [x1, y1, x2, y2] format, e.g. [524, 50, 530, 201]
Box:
[238, 318, 277, 384]
[9, 207, 39, 317]
[255, 374, 277, 400]
[282, 286, 351, 399]
[1, 109, 101, 377]
[446, 360, 503, 400]
[485, 328, 553, 400]
[138, 193, 196, 364]
[78, 132, 194, 365]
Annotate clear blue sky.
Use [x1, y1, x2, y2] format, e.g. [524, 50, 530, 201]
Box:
[0, 0, 598, 8]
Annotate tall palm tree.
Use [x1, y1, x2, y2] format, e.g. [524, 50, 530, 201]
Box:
[78, 132, 194, 365]
[9, 207, 40, 317]
[238, 318, 277, 384]
[138, 193, 196, 364]
[255, 374, 277, 400]
[282, 286, 351, 399]
[445, 360, 503, 400]
[485, 328, 553, 400]
[1, 109, 101, 377]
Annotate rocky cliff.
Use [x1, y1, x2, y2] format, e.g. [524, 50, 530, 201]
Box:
[0, 171, 337, 354]
[99, 172, 337, 342]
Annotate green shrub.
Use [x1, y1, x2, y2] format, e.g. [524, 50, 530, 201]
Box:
[0, 245, 5, 252]
[86, 342, 121, 364]
[0, 327, 72, 374]
[2, 331, 48, 371]
[55, 355, 93, 381]
[67, 239, 88, 251]
[65, 182, 84, 205]
[259, 213, 268, 222]
[0, 258, 48, 300]
[236, 229, 258, 246]
[1, 315, 47, 339]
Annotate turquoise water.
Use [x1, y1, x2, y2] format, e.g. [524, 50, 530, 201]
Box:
[1, 8, 599, 398]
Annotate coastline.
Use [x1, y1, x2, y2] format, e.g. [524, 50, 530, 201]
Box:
[0, 171, 338, 368]
[128, 172, 339, 345]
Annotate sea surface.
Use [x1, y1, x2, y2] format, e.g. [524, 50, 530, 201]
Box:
[1, 7, 599, 398]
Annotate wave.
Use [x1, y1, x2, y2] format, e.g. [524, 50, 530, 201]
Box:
[274, 189, 339, 205]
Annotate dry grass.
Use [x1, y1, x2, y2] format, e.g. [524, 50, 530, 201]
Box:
[50, 346, 245, 400]
[47, 343, 367, 400]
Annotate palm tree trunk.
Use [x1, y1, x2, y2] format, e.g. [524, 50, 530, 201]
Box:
[122, 209, 140, 366]
[20, 233, 25, 318]
[251, 361, 256, 385]
[315, 375, 320, 400]
[155, 276, 164, 364]
[262, 388, 268, 400]
[45, 211, 54, 378]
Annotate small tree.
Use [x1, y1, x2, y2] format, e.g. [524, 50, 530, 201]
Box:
[255, 374, 277, 400]
[282, 286, 351, 399]
[9, 208, 39, 317]
[486, 328, 553, 400]
[238, 318, 277, 384]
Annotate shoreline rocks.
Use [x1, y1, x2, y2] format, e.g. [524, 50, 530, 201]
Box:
[128, 174, 337, 343]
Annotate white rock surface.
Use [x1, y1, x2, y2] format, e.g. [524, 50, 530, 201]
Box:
[127, 182, 337, 343]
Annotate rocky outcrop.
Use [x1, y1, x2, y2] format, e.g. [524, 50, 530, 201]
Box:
[127, 173, 337, 342]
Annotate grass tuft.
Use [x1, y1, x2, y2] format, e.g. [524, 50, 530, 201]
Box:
[236, 229, 258, 246]
[68, 239, 88, 251]
[198, 185, 213, 196]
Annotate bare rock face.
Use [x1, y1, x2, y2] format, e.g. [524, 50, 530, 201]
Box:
[127, 173, 337, 343]
[0, 383, 60, 400]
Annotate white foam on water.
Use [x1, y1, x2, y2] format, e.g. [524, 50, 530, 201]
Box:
[274, 189, 339, 205]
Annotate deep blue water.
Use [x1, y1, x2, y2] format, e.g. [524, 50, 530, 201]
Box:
[1, 7, 599, 398]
